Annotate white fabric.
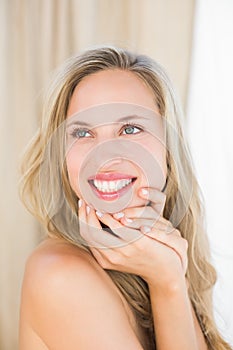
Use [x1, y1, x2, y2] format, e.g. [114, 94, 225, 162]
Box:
[186, 0, 233, 345]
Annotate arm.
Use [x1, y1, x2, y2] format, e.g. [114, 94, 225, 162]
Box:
[79, 189, 209, 350]
[19, 247, 143, 350]
[148, 278, 208, 350]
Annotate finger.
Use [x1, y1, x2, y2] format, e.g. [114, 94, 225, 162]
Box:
[87, 209, 127, 249]
[78, 200, 101, 247]
[86, 205, 102, 229]
[78, 200, 116, 249]
[78, 198, 86, 219]
[79, 200, 138, 249]
[138, 187, 166, 215]
[78, 198, 89, 241]
[95, 210, 143, 244]
[89, 247, 111, 269]
[140, 227, 188, 271]
[141, 227, 185, 250]
[113, 206, 172, 226]
[89, 245, 133, 272]
[119, 216, 172, 232]
[113, 205, 158, 220]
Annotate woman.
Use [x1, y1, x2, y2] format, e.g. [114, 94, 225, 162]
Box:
[19, 45, 231, 349]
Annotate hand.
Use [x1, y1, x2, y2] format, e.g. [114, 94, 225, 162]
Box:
[78, 187, 188, 290]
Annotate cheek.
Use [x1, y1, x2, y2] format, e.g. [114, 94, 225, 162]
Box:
[139, 137, 167, 177]
[66, 149, 82, 194]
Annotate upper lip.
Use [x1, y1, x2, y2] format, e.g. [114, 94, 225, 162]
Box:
[88, 172, 136, 181]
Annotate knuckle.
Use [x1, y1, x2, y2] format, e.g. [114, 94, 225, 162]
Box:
[160, 216, 172, 227]
[177, 229, 182, 236]
[182, 238, 188, 250]
[121, 245, 135, 257]
[108, 252, 124, 265]
[165, 225, 173, 234]
[173, 228, 181, 236]
[166, 226, 177, 234]
[98, 259, 109, 269]
[91, 250, 109, 268]
[133, 237, 146, 251]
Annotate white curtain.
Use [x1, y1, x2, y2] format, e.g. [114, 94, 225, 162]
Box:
[187, 0, 233, 345]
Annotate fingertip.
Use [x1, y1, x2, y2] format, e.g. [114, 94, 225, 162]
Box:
[96, 210, 104, 218]
[113, 212, 124, 219]
[139, 188, 149, 198]
[124, 217, 133, 223]
[141, 225, 151, 234]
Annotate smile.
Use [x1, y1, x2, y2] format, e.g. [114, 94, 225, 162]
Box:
[87, 173, 137, 201]
[92, 178, 134, 192]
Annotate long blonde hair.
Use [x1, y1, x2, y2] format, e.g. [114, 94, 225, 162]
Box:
[19, 45, 231, 349]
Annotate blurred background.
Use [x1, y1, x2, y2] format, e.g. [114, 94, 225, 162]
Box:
[0, 0, 232, 349]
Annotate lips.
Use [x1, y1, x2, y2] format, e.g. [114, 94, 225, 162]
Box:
[88, 172, 135, 181]
[87, 172, 137, 201]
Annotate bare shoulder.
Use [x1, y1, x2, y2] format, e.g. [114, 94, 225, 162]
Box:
[21, 236, 117, 315]
[23, 237, 104, 290]
[20, 237, 143, 350]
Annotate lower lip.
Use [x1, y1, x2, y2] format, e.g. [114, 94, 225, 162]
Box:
[88, 181, 135, 201]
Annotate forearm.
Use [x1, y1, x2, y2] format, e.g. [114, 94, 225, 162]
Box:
[149, 278, 208, 350]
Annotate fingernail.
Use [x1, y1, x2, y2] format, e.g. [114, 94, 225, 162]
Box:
[140, 188, 149, 197]
[96, 210, 103, 218]
[86, 206, 90, 215]
[125, 217, 133, 223]
[114, 212, 124, 219]
[142, 225, 151, 233]
[78, 199, 83, 208]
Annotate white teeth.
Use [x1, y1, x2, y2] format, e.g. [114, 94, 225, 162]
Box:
[93, 178, 133, 192]
[109, 181, 116, 190]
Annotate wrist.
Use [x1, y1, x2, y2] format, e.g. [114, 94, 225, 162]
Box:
[147, 275, 188, 298]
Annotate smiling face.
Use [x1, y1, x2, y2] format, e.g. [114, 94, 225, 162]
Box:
[65, 69, 167, 212]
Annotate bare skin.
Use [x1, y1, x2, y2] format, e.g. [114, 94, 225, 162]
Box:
[19, 201, 207, 350]
[78, 188, 208, 350]
[19, 69, 208, 349]
[19, 237, 146, 349]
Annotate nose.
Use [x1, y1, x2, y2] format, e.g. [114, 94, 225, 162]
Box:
[96, 124, 116, 139]
[99, 158, 123, 173]
[89, 139, 131, 174]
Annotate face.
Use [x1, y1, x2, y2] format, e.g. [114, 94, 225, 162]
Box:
[65, 69, 167, 213]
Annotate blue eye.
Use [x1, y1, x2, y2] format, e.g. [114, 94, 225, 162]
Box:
[70, 128, 92, 139]
[69, 123, 143, 139]
[121, 123, 142, 135]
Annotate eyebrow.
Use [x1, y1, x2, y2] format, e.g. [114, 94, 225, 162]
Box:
[66, 115, 150, 127]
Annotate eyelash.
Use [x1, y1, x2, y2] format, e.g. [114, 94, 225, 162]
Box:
[69, 122, 143, 139]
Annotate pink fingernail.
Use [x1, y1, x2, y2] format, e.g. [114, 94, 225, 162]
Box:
[96, 210, 103, 218]
[142, 225, 151, 233]
[114, 212, 124, 219]
[141, 188, 148, 197]
[78, 199, 83, 208]
[125, 217, 133, 223]
[86, 206, 90, 215]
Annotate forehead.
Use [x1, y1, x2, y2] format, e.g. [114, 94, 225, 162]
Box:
[67, 69, 160, 117]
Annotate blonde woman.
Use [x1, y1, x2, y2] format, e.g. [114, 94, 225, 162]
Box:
[19, 46, 231, 350]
